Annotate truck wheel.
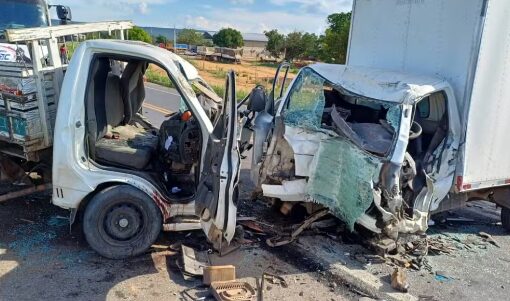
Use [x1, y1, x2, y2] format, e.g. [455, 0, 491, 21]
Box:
[83, 185, 162, 259]
[502, 207, 510, 232]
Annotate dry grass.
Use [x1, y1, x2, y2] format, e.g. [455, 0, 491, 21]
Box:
[186, 58, 296, 94]
[146, 58, 296, 100]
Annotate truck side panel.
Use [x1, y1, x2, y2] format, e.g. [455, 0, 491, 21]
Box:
[461, 0, 510, 189]
[347, 0, 485, 115]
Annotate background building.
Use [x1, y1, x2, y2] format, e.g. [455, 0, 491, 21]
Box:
[141, 26, 268, 59]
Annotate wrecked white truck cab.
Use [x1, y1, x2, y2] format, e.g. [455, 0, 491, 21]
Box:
[246, 63, 460, 240]
[249, 0, 510, 242]
[52, 40, 240, 258]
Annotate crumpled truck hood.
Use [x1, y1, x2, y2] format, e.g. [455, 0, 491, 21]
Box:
[307, 63, 449, 105]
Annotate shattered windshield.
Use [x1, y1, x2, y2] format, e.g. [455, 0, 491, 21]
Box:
[177, 79, 221, 124]
[285, 68, 326, 129]
[0, 0, 48, 31]
[283, 67, 402, 157]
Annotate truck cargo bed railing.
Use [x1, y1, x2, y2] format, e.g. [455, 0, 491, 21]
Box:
[0, 21, 133, 161]
[5, 21, 133, 42]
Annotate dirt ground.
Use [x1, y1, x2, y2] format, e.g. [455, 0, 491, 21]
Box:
[189, 59, 295, 92]
[150, 57, 295, 94]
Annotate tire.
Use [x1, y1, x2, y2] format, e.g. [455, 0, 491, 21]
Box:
[83, 185, 162, 259]
[502, 207, 510, 232]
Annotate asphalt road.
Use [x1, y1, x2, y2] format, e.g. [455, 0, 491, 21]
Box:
[142, 82, 181, 127]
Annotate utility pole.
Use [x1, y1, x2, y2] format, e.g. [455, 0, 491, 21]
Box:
[44, 0, 52, 26]
[173, 24, 177, 51]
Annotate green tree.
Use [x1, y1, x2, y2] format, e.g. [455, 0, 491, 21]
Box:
[301, 32, 319, 59]
[264, 29, 285, 58]
[177, 29, 206, 45]
[155, 35, 168, 44]
[127, 26, 153, 44]
[319, 12, 351, 63]
[203, 39, 214, 47]
[284, 31, 305, 61]
[213, 28, 244, 48]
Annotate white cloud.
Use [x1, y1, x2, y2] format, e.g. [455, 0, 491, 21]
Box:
[229, 0, 255, 4]
[50, 0, 352, 34]
[185, 8, 332, 34]
[184, 1, 353, 34]
[138, 2, 149, 14]
[185, 16, 233, 31]
[270, 0, 351, 15]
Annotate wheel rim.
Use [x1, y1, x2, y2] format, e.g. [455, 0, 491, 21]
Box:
[104, 203, 144, 241]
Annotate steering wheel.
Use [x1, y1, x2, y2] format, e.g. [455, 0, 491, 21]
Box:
[409, 121, 423, 140]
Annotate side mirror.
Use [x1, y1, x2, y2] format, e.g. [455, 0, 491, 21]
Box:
[247, 86, 267, 113]
[56, 5, 72, 24]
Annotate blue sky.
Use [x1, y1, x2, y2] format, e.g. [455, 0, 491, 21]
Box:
[50, 0, 352, 34]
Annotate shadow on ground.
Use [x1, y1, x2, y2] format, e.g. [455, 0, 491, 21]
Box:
[0, 194, 181, 301]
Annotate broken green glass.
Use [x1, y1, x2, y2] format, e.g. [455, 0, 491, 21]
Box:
[386, 105, 402, 131]
[284, 68, 326, 130]
[307, 137, 381, 230]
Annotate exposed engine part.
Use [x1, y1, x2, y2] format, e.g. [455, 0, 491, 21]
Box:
[400, 152, 418, 211]
[373, 153, 419, 241]
[401, 153, 417, 189]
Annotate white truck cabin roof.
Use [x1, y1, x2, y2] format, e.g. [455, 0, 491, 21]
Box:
[307, 63, 449, 105]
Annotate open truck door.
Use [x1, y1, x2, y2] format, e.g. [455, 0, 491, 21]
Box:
[268, 61, 291, 115]
[195, 70, 241, 250]
[241, 62, 291, 183]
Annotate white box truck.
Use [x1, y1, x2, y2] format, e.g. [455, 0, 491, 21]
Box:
[347, 0, 510, 225]
[240, 0, 510, 245]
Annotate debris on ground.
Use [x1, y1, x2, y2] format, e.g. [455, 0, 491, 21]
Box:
[203, 265, 236, 285]
[262, 271, 288, 288]
[182, 285, 211, 301]
[266, 209, 329, 247]
[434, 270, 455, 283]
[238, 220, 267, 234]
[210, 281, 256, 301]
[390, 267, 409, 293]
[178, 245, 210, 280]
[478, 231, 500, 248]
[378, 226, 504, 273]
[47, 215, 69, 227]
[369, 238, 397, 255]
[310, 218, 340, 231]
[418, 295, 439, 301]
[427, 236, 456, 255]
[257, 267, 289, 301]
